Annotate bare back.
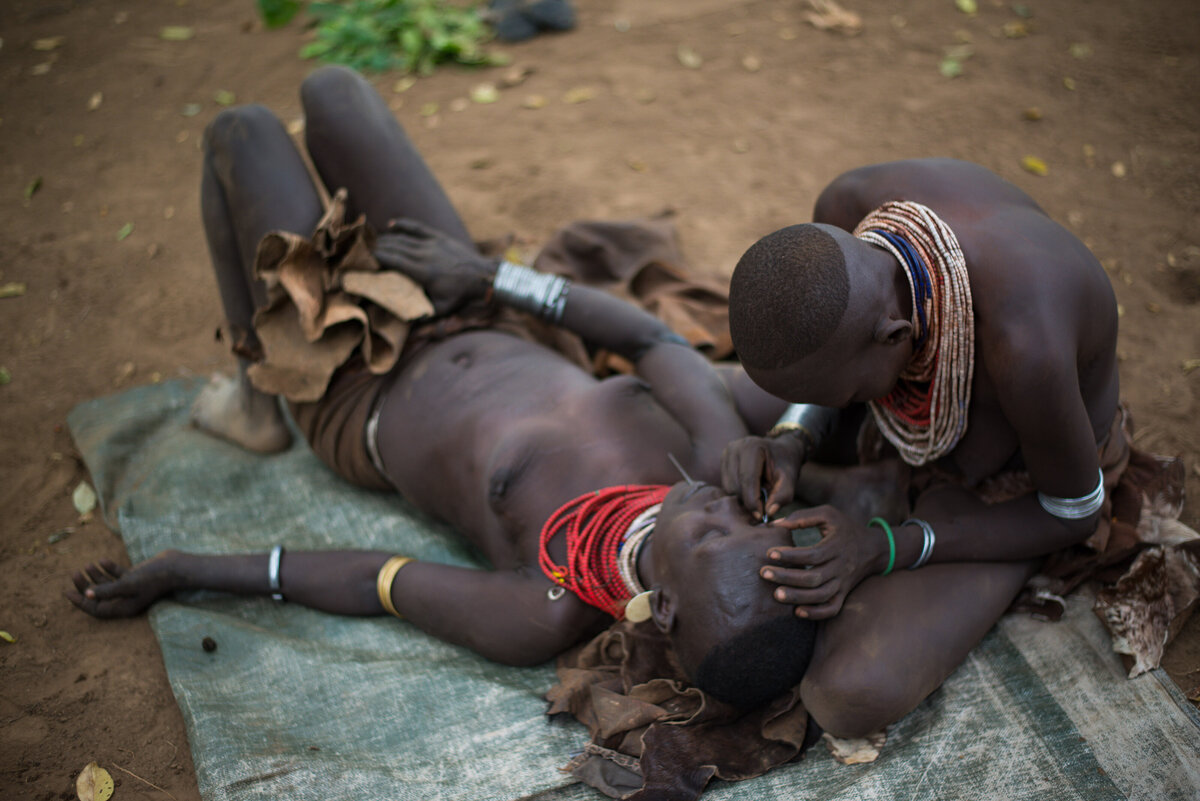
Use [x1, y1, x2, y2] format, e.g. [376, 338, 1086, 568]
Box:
[816, 159, 1120, 485]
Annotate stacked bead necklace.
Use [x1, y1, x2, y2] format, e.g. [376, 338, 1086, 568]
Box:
[537, 485, 670, 619]
[854, 200, 975, 466]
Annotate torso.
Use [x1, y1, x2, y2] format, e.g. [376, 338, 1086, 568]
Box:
[373, 330, 697, 568]
[822, 159, 1121, 484]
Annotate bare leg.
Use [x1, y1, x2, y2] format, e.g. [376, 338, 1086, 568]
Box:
[799, 484, 1037, 738]
[192, 105, 324, 452]
[300, 66, 473, 244]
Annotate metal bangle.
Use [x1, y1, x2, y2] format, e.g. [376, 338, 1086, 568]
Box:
[493, 261, 571, 324]
[902, 518, 936, 569]
[767, 404, 838, 452]
[1037, 469, 1105, 521]
[268, 545, 285, 602]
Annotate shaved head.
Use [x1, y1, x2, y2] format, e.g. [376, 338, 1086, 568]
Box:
[729, 224, 850, 370]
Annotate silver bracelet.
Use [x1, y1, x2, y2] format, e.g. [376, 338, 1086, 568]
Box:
[767, 404, 839, 452]
[492, 261, 570, 324]
[268, 545, 285, 602]
[1037, 469, 1105, 520]
[902, 518, 936, 569]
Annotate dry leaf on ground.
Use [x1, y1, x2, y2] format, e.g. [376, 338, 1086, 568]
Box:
[1021, 155, 1049, 176]
[0, 282, 27, 298]
[804, 0, 863, 36]
[75, 762, 114, 801]
[73, 481, 98, 516]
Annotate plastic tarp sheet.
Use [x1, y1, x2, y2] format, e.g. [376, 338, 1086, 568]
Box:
[69, 379, 1200, 801]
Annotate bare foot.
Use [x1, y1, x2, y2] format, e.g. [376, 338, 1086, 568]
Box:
[190, 371, 292, 453]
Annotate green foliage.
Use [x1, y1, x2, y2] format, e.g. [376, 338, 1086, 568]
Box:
[293, 0, 498, 74]
[258, 0, 303, 28]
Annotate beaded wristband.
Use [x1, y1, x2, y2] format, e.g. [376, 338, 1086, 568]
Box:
[867, 517, 896, 576]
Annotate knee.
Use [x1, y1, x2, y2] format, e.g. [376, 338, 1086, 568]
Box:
[300, 65, 368, 114]
[800, 659, 926, 738]
[202, 104, 279, 157]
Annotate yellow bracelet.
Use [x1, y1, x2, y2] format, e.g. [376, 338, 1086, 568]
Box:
[767, 421, 815, 451]
[376, 555, 415, 618]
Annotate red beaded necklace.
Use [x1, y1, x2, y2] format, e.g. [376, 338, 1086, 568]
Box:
[537, 485, 670, 619]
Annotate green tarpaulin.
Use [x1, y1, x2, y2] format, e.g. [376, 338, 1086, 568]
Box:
[69, 379, 1200, 800]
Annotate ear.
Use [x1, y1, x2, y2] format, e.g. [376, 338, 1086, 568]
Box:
[649, 588, 676, 634]
[873, 315, 912, 346]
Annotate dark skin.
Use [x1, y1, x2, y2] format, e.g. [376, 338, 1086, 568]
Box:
[67, 66, 793, 670]
[722, 158, 1119, 735]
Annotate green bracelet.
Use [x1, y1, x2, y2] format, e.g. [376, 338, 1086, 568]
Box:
[867, 517, 896, 576]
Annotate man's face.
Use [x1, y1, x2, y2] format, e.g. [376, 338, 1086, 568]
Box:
[648, 481, 796, 670]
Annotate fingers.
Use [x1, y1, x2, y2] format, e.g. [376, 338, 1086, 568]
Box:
[99, 559, 125, 578]
[386, 218, 435, 237]
[793, 596, 844, 621]
[760, 564, 832, 588]
[764, 473, 792, 518]
[770, 581, 839, 607]
[770, 505, 834, 531]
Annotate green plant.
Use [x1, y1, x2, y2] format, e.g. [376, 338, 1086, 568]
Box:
[261, 0, 500, 74]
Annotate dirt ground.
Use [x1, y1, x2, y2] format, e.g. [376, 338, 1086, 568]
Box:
[1, 0, 1198, 798]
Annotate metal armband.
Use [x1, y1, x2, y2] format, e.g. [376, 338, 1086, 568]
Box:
[1037, 469, 1105, 520]
[767, 404, 839, 453]
[492, 261, 571, 324]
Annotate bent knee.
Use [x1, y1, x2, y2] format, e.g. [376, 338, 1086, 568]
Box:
[800, 662, 931, 738]
[300, 65, 368, 111]
[203, 104, 280, 155]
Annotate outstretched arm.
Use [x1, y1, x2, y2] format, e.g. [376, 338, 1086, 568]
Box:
[69, 550, 599, 666]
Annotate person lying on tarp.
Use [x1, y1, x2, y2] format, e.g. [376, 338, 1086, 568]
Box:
[66, 66, 824, 714]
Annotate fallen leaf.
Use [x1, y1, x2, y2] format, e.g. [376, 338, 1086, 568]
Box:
[1023, 107, 1042, 120]
[1182, 359, 1200, 375]
[75, 762, 114, 801]
[181, 103, 202, 116]
[0, 282, 26, 298]
[500, 66, 533, 87]
[627, 159, 648, 173]
[1111, 161, 1127, 178]
[33, 36, 65, 51]
[1069, 42, 1092, 59]
[676, 44, 702, 69]
[419, 101, 439, 116]
[73, 481, 98, 516]
[522, 94, 547, 109]
[955, 0, 978, 14]
[392, 76, 416, 93]
[0, 366, 10, 385]
[562, 86, 595, 104]
[804, 0, 863, 35]
[1002, 21, 1029, 38]
[24, 177, 41, 200]
[287, 118, 305, 135]
[823, 730, 887, 764]
[1020, 155, 1048, 176]
[116, 222, 134, 241]
[1063, 76, 1076, 90]
[939, 58, 964, 78]
[114, 361, 135, 384]
[742, 54, 762, 72]
[214, 89, 236, 106]
[175, 130, 188, 143]
[470, 83, 498, 104]
[88, 92, 102, 111]
[0, 631, 15, 643]
[48, 527, 74, 544]
[469, 157, 492, 170]
[160, 26, 195, 41]
[31, 62, 52, 76]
